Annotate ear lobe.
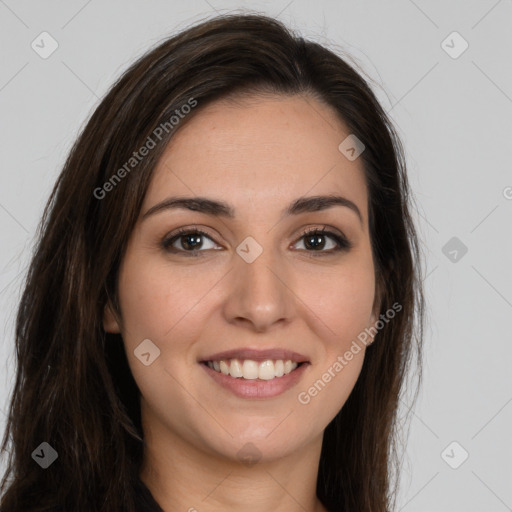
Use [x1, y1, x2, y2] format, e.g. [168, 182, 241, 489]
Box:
[103, 302, 121, 333]
[370, 296, 381, 326]
[367, 297, 381, 345]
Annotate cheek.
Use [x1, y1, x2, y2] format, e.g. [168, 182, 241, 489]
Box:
[116, 258, 207, 416]
[117, 255, 213, 344]
[293, 260, 374, 414]
[297, 258, 376, 345]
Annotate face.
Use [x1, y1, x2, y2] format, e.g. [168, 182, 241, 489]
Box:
[104, 93, 380, 464]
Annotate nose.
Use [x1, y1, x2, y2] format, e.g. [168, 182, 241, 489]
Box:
[222, 241, 295, 332]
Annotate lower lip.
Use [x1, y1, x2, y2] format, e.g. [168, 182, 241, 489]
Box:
[200, 362, 310, 399]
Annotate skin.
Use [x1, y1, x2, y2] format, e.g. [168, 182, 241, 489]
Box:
[104, 93, 380, 512]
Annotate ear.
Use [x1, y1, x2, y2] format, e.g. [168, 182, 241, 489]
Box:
[367, 291, 382, 345]
[370, 302, 380, 325]
[103, 302, 121, 333]
[369, 284, 382, 324]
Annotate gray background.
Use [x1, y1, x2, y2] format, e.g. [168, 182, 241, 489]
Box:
[1, 1, 511, 510]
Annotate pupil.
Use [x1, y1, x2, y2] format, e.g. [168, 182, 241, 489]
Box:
[183, 234, 202, 250]
[305, 234, 325, 250]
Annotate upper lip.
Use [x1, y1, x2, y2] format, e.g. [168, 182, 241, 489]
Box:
[200, 348, 310, 363]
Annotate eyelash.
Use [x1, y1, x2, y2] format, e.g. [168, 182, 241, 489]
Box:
[162, 225, 353, 258]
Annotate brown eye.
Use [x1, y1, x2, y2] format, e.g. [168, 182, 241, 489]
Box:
[162, 228, 219, 256]
[294, 227, 352, 255]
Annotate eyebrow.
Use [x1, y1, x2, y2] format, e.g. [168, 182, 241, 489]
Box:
[142, 194, 363, 225]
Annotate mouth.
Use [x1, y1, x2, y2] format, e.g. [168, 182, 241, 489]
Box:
[201, 358, 307, 380]
[198, 349, 311, 399]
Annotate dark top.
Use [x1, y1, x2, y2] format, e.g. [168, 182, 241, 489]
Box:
[134, 479, 336, 512]
[134, 478, 165, 512]
[34, 478, 334, 511]
[0, 479, 164, 512]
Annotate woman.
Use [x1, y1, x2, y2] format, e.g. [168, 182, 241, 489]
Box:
[0, 13, 424, 512]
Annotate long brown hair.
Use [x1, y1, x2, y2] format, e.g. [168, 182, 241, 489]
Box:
[0, 13, 424, 512]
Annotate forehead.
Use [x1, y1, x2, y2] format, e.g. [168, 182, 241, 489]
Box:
[144, 93, 369, 224]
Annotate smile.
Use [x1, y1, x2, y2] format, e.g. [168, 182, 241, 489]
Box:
[205, 358, 301, 380]
[200, 359, 309, 399]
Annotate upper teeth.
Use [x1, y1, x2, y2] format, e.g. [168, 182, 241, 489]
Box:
[207, 359, 299, 380]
